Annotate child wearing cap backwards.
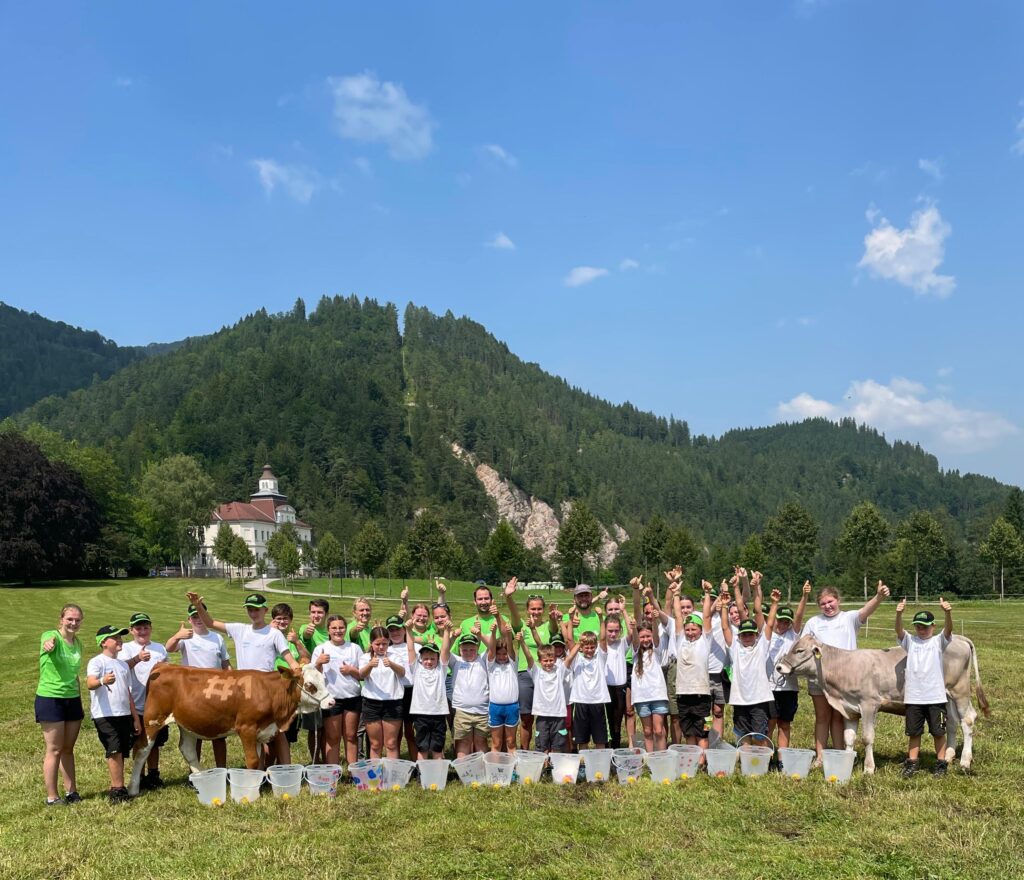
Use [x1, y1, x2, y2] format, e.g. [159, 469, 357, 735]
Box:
[406, 622, 453, 760]
[520, 626, 571, 754]
[565, 604, 611, 750]
[629, 577, 672, 752]
[720, 586, 775, 741]
[449, 623, 491, 757]
[119, 612, 170, 791]
[311, 615, 364, 765]
[671, 582, 716, 757]
[896, 597, 954, 777]
[359, 625, 406, 758]
[766, 582, 810, 757]
[385, 614, 419, 759]
[166, 601, 230, 769]
[485, 611, 520, 754]
[86, 626, 141, 803]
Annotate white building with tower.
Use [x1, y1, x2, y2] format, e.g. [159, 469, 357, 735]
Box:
[195, 465, 313, 574]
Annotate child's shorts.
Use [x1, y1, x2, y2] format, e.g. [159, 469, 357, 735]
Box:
[906, 703, 946, 737]
[402, 686, 414, 716]
[709, 672, 731, 705]
[733, 702, 770, 737]
[453, 710, 489, 741]
[94, 715, 134, 758]
[676, 693, 712, 739]
[535, 716, 568, 752]
[517, 670, 535, 715]
[634, 700, 670, 718]
[413, 714, 448, 753]
[489, 702, 520, 729]
[573, 702, 609, 744]
[362, 697, 404, 722]
[770, 690, 799, 723]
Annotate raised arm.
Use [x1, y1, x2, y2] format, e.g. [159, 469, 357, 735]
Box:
[518, 631, 534, 669]
[764, 588, 780, 640]
[701, 582, 714, 634]
[752, 573, 765, 633]
[440, 623, 453, 667]
[630, 577, 644, 649]
[485, 620, 499, 662]
[398, 585, 410, 620]
[720, 597, 733, 647]
[597, 605, 607, 652]
[503, 577, 523, 631]
[894, 596, 906, 643]
[185, 591, 228, 634]
[564, 639, 581, 669]
[165, 620, 192, 654]
[406, 619, 418, 668]
[858, 580, 891, 624]
[940, 597, 953, 641]
[503, 621, 517, 660]
[731, 575, 750, 621]
[794, 580, 811, 632]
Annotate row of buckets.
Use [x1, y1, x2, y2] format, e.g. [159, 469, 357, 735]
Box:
[189, 746, 857, 804]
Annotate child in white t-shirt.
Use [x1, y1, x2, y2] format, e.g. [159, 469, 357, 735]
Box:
[630, 577, 672, 752]
[721, 588, 774, 741]
[766, 583, 809, 756]
[672, 585, 715, 753]
[485, 613, 520, 754]
[448, 623, 490, 758]
[565, 606, 610, 749]
[119, 611, 169, 790]
[359, 625, 406, 759]
[603, 608, 632, 750]
[407, 623, 452, 760]
[86, 626, 140, 803]
[520, 631, 571, 754]
[896, 597, 953, 777]
[311, 615, 363, 765]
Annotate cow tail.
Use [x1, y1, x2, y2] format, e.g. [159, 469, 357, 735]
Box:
[967, 637, 991, 717]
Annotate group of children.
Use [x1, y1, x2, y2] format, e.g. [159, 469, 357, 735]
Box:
[36, 570, 960, 803]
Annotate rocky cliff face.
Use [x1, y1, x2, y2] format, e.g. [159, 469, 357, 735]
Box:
[452, 442, 627, 564]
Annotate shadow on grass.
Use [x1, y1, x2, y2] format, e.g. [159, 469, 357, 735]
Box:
[0, 579, 124, 590]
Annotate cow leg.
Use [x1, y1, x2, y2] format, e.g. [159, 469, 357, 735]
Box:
[128, 732, 157, 796]
[239, 730, 261, 770]
[957, 698, 977, 770]
[179, 729, 202, 775]
[857, 708, 878, 774]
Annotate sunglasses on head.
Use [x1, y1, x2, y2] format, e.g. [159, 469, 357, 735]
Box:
[527, 594, 545, 602]
[431, 602, 449, 610]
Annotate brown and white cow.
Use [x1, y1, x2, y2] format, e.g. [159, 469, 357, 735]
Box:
[776, 634, 990, 773]
[128, 663, 334, 795]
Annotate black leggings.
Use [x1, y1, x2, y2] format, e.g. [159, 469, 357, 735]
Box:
[606, 684, 628, 749]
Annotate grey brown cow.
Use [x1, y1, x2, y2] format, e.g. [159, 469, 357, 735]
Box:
[776, 634, 989, 773]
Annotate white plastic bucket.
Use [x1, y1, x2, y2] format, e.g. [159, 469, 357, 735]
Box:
[417, 759, 451, 791]
[267, 764, 303, 798]
[580, 748, 613, 783]
[646, 750, 678, 785]
[346, 760, 380, 792]
[706, 744, 738, 778]
[483, 752, 517, 787]
[515, 750, 547, 785]
[305, 763, 343, 796]
[550, 752, 581, 785]
[189, 768, 227, 806]
[778, 747, 815, 780]
[381, 758, 416, 791]
[452, 752, 487, 787]
[739, 745, 774, 777]
[228, 768, 265, 803]
[822, 749, 856, 784]
[669, 744, 703, 779]
[612, 747, 646, 785]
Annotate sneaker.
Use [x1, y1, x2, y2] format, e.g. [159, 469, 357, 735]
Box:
[933, 760, 948, 777]
[146, 771, 164, 789]
[63, 791, 82, 804]
[45, 797, 65, 806]
[902, 759, 919, 778]
[109, 787, 132, 804]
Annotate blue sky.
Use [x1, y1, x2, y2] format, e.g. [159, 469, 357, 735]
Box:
[1, 2, 1021, 486]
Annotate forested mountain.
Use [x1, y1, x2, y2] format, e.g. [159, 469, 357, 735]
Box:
[0, 302, 177, 418]
[12, 296, 1014, 586]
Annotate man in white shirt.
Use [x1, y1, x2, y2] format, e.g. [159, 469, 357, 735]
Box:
[119, 612, 169, 790]
[166, 601, 231, 768]
[896, 597, 953, 777]
[185, 591, 300, 673]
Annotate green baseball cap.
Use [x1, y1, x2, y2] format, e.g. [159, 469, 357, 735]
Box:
[549, 633, 566, 647]
[738, 619, 758, 635]
[96, 625, 130, 645]
[243, 593, 267, 608]
[912, 610, 936, 626]
[458, 634, 480, 647]
[776, 606, 795, 622]
[129, 612, 152, 627]
[385, 615, 405, 629]
[187, 602, 206, 616]
[685, 613, 704, 626]
[419, 640, 441, 654]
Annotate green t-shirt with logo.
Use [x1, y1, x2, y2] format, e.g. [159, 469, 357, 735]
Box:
[346, 622, 371, 652]
[562, 609, 601, 641]
[37, 631, 83, 698]
[300, 624, 328, 656]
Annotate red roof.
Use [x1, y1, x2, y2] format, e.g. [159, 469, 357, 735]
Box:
[295, 519, 312, 529]
[212, 502, 277, 524]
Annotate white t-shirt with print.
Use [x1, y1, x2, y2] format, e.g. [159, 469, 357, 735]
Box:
[177, 630, 229, 670]
[409, 658, 449, 715]
[570, 649, 610, 704]
[900, 632, 950, 705]
[448, 654, 489, 714]
[530, 664, 570, 717]
[728, 638, 773, 706]
[674, 632, 711, 696]
[224, 622, 288, 672]
[360, 652, 405, 701]
[86, 654, 133, 718]
[486, 658, 519, 705]
[803, 610, 862, 651]
[310, 642, 363, 699]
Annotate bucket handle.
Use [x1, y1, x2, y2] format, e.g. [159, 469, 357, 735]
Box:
[735, 732, 774, 752]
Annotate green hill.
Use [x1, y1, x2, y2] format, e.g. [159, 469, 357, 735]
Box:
[14, 296, 1013, 567]
[0, 301, 177, 418]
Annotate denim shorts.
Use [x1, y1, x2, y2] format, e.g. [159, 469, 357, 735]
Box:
[488, 701, 521, 728]
[634, 700, 670, 718]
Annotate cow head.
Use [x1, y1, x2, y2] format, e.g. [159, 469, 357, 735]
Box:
[295, 664, 335, 712]
[776, 634, 823, 677]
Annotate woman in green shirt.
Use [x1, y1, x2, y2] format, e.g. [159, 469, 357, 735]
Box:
[36, 603, 85, 806]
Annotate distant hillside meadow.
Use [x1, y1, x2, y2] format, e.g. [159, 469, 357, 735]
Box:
[2, 295, 1022, 594]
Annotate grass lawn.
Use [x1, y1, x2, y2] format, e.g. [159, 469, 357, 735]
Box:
[2, 578, 1022, 880]
[276, 576, 492, 603]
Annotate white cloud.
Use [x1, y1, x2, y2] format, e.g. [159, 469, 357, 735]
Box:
[619, 258, 639, 271]
[778, 378, 1018, 452]
[563, 266, 609, 288]
[249, 159, 318, 203]
[327, 71, 435, 160]
[352, 157, 372, 177]
[918, 157, 944, 181]
[486, 232, 516, 251]
[483, 144, 517, 167]
[858, 202, 955, 297]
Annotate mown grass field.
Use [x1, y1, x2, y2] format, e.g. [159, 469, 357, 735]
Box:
[2, 578, 1022, 880]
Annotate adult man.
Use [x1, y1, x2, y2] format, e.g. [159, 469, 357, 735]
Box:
[561, 584, 608, 640]
[299, 599, 329, 762]
[459, 582, 523, 636]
